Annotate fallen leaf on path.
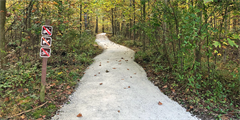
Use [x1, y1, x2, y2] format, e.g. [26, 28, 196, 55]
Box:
[125, 60, 128, 62]
[99, 62, 101, 66]
[118, 110, 120, 112]
[127, 69, 129, 70]
[130, 76, 132, 78]
[121, 57, 123, 59]
[94, 74, 97, 76]
[113, 68, 116, 69]
[118, 60, 121, 62]
[163, 85, 167, 89]
[134, 73, 136, 74]
[131, 57, 133, 59]
[107, 61, 109, 63]
[100, 83, 103, 85]
[124, 87, 126, 89]
[67, 91, 72, 94]
[66, 85, 70, 89]
[121, 79, 124, 80]
[128, 86, 130, 88]
[98, 72, 100, 74]
[77, 113, 82, 117]
[106, 70, 109, 73]
[158, 101, 162, 105]
[190, 106, 194, 109]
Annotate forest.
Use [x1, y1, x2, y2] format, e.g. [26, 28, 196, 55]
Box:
[0, 0, 239, 119]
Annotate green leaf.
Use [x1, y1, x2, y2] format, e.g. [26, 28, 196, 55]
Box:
[213, 41, 221, 48]
[233, 34, 240, 39]
[22, 38, 27, 42]
[227, 38, 238, 48]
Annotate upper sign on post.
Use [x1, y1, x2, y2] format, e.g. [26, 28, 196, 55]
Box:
[41, 25, 53, 36]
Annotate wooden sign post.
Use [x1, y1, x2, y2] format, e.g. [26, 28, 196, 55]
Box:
[40, 20, 52, 102]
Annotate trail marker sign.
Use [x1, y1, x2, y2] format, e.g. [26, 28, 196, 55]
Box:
[40, 47, 51, 58]
[41, 37, 52, 47]
[41, 25, 53, 36]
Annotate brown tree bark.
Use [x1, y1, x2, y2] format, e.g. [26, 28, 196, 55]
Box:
[142, 0, 146, 52]
[133, 0, 136, 45]
[102, 17, 104, 33]
[80, 0, 82, 33]
[111, 8, 114, 35]
[95, 16, 98, 34]
[0, 0, 6, 69]
[162, 0, 171, 66]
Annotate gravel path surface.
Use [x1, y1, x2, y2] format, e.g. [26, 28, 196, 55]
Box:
[52, 33, 199, 120]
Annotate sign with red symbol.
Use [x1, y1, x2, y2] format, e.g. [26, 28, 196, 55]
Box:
[40, 47, 51, 58]
[41, 25, 53, 36]
[41, 37, 52, 47]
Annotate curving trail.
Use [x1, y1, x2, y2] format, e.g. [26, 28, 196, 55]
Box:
[52, 33, 198, 120]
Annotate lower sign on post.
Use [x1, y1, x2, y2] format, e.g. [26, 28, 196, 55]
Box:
[40, 47, 51, 58]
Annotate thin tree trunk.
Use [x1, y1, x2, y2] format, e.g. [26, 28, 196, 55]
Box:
[95, 16, 98, 34]
[0, 0, 6, 69]
[102, 17, 104, 32]
[142, 0, 146, 52]
[133, 0, 136, 45]
[115, 7, 117, 35]
[80, 0, 82, 33]
[162, 0, 171, 66]
[194, 0, 203, 75]
[111, 8, 114, 35]
[84, 2, 88, 30]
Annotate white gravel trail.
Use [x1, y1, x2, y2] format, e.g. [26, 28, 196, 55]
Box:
[52, 33, 199, 120]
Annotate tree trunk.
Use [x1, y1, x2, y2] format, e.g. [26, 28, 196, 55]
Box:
[114, 7, 117, 35]
[0, 0, 6, 69]
[142, 0, 146, 52]
[84, 2, 88, 30]
[133, 0, 136, 45]
[102, 17, 104, 32]
[162, 0, 171, 66]
[111, 8, 114, 35]
[129, 0, 132, 39]
[95, 16, 98, 34]
[194, 0, 203, 75]
[80, 0, 82, 33]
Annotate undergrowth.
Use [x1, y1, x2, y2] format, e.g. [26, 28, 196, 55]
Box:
[0, 31, 102, 119]
[110, 34, 240, 119]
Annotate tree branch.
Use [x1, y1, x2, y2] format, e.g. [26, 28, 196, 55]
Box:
[6, 101, 49, 119]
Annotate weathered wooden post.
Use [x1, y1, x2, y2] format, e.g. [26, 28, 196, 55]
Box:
[40, 19, 52, 102]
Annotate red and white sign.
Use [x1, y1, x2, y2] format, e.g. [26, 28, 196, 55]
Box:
[41, 37, 52, 47]
[41, 25, 53, 36]
[40, 47, 51, 58]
